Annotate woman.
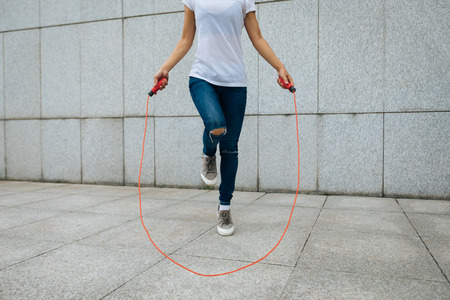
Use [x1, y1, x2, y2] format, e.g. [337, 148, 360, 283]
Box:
[153, 0, 294, 236]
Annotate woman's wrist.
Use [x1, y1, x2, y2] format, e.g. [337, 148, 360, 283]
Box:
[159, 65, 170, 74]
[276, 65, 286, 73]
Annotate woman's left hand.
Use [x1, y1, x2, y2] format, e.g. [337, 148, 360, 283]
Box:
[277, 68, 294, 90]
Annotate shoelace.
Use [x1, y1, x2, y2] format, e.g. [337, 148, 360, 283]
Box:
[218, 210, 232, 225]
[206, 158, 216, 175]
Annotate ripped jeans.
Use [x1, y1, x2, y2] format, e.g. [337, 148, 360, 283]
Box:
[189, 77, 247, 205]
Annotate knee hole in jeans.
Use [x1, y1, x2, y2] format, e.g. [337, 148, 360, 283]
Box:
[210, 127, 226, 136]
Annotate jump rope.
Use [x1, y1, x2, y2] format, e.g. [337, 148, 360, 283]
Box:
[138, 77, 299, 277]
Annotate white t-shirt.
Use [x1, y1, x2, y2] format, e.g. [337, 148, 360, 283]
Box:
[182, 0, 256, 87]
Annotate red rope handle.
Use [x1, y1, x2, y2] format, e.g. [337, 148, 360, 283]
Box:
[138, 91, 300, 277]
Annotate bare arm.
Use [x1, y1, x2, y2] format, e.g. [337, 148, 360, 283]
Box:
[244, 11, 294, 89]
[153, 6, 196, 89]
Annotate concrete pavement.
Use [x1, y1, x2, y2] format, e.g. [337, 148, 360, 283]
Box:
[0, 180, 449, 299]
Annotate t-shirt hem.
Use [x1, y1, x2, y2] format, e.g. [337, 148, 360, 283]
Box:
[245, 8, 256, 15]
[245, 0, 256, 15]
[181, 0, 193, 11]
[189, 73, 248, 88]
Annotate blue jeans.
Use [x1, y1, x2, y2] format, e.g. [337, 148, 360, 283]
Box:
[188, 77, 247, 205]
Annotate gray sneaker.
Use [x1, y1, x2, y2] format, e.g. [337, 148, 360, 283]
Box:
[217, 210, 234, 236]
[201, 156, 218, 186]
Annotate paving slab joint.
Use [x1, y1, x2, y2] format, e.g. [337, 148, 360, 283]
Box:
[395, 199, 450, 284]
[279, 195, 328, 296]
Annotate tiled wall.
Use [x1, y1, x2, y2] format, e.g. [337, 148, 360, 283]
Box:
[0, 0, 449, 199]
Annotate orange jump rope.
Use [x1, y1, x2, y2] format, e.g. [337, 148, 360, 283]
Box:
[138, 77, 299, 277]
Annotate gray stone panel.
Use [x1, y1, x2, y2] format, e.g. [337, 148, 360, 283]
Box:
[0, 34, 4, 119]
[298, 230, 446, 282]
[319, 0, 384, 113]
[40, 0, 81, 27]
[0, 181, 57, 193]
[32, 183, 79, 195]
[2, 211, 132, 243]
[233, 204, 320, 230]
[324, 195, 401, 212]
[41, 0, 121, 26]
[0, 235, 64, 269]
[80, 20, 123, 118]
[235, 116, 258, 190]
[80, 196, 178, 218]
[0, 192, 58, 207]
[23, 194, 119, 212]
[259, 115, 318, 192]
[318, 114, 383, 195]
[154, 0, 184, 14]
[177, 222, 310, 267]
[259, 0, 318, 114]
[282, 267, 450, 300]
[0, 0, 39, 31]
[79, 217, 211, 254]
[123, 0, 154, 17]
[314, 209, 417, 236]
[398, 199, 450, 215]
[81, 118, 124, 184]
[42, 119, 81, 183]
[422, 237, 450, 280]
[27, 183, 98, 194]
[123, 16, 155, 117]
[41, 25, 81, 118]
[5, 120, 42, 180]
[138, 187, 207, 200]
[242, 27, 259, 115]
[149, 199, 244, 223]
[124, 117, 155, 186]
[253, 193, 326, 208]
[154, 116, 204, 187]
[77, 184, 138, 197]
[104, 254, 292, 299]
[79, 0, 122, 22]
[0, 207, 60, 231]
[0, 244, 158, 299]
[153, 12, 198, 117]
[0, 122, 5, 179]
[4, 30, 41, 119]
[0, 191, 14, 198]
[384, 113, 450, 198]
[385, 0, 450, 112]
[407, 213, 450, 239]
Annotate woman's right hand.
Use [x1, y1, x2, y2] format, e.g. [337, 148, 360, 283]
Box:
[277, 67, 294, 90]
[153, 69, 169, 91]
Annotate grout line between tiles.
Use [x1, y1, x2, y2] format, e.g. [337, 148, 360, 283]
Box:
[278, 194, 328, 297]
[396, 199, 450, 284]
